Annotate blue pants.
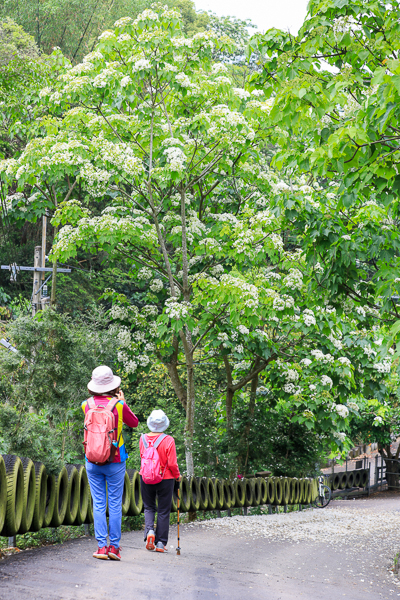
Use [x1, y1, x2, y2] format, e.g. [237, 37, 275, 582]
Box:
[86, 461, 126, 548]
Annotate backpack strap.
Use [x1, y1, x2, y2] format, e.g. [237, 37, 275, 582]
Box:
[153, 433, 167, 449]
[141, 433, 149, 449]
[87, 397, 95, 409]
[105, 397, 119, 413]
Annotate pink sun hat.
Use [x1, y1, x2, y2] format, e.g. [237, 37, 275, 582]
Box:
[88, 365, 121, 394]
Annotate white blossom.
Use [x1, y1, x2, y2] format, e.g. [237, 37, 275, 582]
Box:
[335, 404, 349, 418]
[321, 375, 333, 388]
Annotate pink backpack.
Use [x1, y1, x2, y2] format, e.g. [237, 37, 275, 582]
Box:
[140, 434, 168, 484]
[83, 397, 120, 465]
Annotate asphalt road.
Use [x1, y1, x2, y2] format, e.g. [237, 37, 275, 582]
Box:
[0, 496, 399, 600]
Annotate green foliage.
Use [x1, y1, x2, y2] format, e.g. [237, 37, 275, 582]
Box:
[248, 0, 400, 313]
[0, 17, 38, 65]
[0, 307, 117, 465]
[0, 0, 209, 63]
[0, 404, 64, 473]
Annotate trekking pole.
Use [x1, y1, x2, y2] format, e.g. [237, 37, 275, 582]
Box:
[176, 488, 181, 555]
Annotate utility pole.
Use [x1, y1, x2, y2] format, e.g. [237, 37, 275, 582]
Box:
[1, 258, 71, 315]
[32, 246, 42, 316]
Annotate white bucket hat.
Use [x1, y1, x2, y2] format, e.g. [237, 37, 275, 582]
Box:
[147, 409, 170, 433]
[88, 365, 121, 394]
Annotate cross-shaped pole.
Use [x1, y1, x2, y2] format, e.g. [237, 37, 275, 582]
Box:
[1, 248, 71, 315]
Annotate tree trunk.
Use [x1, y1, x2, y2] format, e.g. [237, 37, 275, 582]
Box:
[184, 335, 195, 476]
[223, 355, 234, 430]
[226, 387, 234, 430]
[239, 364, 260, 475]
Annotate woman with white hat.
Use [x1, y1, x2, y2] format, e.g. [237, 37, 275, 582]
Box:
[83, 365, 138, 561]
[139, 409, 181, 553]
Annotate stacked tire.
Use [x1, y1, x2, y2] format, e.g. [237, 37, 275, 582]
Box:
[0, 453, 335, 539]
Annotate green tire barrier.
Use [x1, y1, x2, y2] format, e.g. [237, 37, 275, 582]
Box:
[331, 472, 340, 490]
[50, 466, 68, 527]
[305, 480, 313, 504]
[1, 455, 24, 536]
[312, 478, 318, 502]
[64, 466, 80, 525]
[243, 479, 254, 507]
[17, 458, 35, 535]
[71, 465, 89, 526]
[189, 477, 200, 511]
[361, 469, 369, 487]
[258, 477, 268, 504]
[171, 482, 178, 513]
[354, 470, 361, 487]
[213, 479, 224, 510]
[128, 470, 143, 516]
[234, 479, 245, 508]
[179, 477, 191, 512]
[228, 482, 235, 507]
[122, 471, 131, 516]
[266, 478, 275, 504]
[2, 450, 374, 537]
[197, 477, 209, 511]
[18, 458, 36, 535]
[338, 472, 347, 490]
[30, 462, 47, 532]
[43, 474, 56, 528]
[222, 480, 232, 509]
[251, 479, 261, 506]
[84, 494, 94, 525]
[273, 477, 283, 505]
[294, 479, 300, 504]
[0, 456, 7, 533]
[206, 478, 217, 511]
[289, 479, 296, 504]
[282, 478, 290, 505]
[346, 471, 354, 489]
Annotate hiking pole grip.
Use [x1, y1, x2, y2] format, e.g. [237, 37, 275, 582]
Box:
[176, 487, 181, 555]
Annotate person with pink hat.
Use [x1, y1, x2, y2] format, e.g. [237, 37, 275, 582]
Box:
[83, 365, 138, 561]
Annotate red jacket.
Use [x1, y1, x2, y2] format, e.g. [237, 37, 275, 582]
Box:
[139, 433, 181, 479]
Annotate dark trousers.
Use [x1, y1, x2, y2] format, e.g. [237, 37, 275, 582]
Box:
[140, 476, 174, 546]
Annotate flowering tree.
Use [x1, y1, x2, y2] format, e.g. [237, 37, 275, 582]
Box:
[0, 5, 396, 474]
[248, 0, 400, 315]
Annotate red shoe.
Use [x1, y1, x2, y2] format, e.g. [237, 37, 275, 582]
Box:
[108, 545, 121, 561]
[146, 530, 155, 551]
[93, 546, 109, 560]
[155, 542, 168, 553]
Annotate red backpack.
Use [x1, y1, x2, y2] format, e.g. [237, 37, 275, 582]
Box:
[140, 433, 168, 484]
[83, 397, 120, 465]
